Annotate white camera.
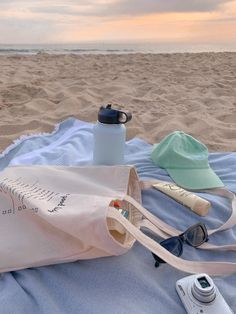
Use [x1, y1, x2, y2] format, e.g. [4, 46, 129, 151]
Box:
[176, 273, 234, 314]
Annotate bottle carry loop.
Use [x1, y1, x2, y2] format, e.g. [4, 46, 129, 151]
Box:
[118, 111, 132, 124]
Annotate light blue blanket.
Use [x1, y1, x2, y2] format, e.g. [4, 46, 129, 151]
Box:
[0, 118, 235, 314]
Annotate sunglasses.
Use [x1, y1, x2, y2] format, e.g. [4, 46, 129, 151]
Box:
[152, 222, 208, 267]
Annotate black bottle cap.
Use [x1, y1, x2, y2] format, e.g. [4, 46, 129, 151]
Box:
[98, 104, 132, 124]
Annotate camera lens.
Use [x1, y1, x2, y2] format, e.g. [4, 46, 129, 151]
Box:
[191, 274, 216, 303]
[198, 277, 211, 289]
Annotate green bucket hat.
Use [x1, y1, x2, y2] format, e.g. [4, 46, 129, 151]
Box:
[151, 131, 224, 190]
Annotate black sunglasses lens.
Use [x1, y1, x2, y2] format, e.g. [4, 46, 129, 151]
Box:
[161, 237, 183, 257]
[186, 225, 206, 246]
[152, 237, 183, 267]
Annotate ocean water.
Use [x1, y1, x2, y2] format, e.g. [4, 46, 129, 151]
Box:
[0, 42, 236, 55]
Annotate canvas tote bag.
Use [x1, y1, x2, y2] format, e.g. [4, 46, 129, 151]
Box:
[0, 164, 235, 275]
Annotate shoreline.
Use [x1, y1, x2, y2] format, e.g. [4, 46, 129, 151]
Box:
[0, 52, 236, 152]
[0, 51, 236, 56]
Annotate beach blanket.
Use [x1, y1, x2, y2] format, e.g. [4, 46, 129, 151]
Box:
[0, 118, 235, 314]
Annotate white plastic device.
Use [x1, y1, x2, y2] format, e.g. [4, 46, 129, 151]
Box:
[176, 273, 234, 314]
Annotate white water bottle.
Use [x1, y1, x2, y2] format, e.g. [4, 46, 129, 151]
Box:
[93, 104, 132, 165]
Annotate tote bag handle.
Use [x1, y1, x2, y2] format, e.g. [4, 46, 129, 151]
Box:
[139, 181, 236, 235]
[107, 207, 236, 276]
[124, 184, 236, 251]
[139, 218, 236, 252]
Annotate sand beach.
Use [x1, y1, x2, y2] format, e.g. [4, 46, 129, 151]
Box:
[0, 52, 236, 152]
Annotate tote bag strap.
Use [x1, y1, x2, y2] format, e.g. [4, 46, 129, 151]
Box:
[123, 191, 236, 251]
[107, 207, 236, 276]
[139, 181, 236, 235]
[139, 218, 236, 252]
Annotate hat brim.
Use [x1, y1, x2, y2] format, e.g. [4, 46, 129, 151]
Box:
[166, 167, 224, 190]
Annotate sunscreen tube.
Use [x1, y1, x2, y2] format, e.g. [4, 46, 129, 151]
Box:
[152, 181, 211, 216]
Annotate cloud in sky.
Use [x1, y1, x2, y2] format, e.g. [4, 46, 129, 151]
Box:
[0, 0, 235, 43]
[98, 0, 233, 16]
[0, 0, 232, 17]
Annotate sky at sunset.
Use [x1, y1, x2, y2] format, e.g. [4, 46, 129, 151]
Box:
[0, 0, 236, 44]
